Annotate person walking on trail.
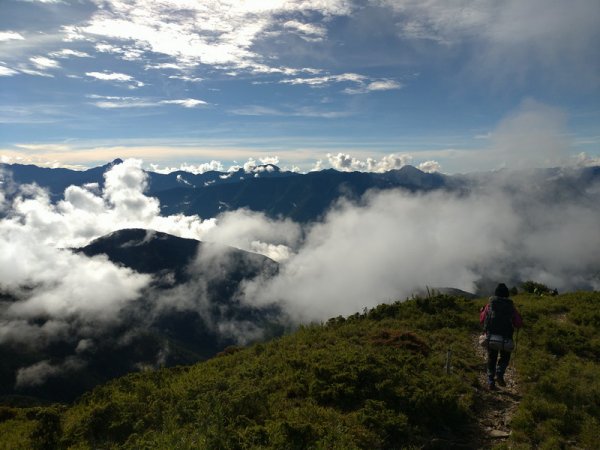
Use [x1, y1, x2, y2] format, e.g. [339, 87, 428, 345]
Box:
[480, 283, 523, 390]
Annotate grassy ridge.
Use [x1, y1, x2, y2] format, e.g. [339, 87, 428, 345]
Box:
[1, 292, 599, 449]
[510, 291, 600, 449]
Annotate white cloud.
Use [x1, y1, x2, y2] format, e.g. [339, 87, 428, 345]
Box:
[94, 42, 144, 60]
[87, 95, 209, 109]
[0, 65, 19, 76]
[0, 32, 25, 41]
[85, 71, 133, 82]
[327, 152, 415, 172]
[418, 160, 441, 173]
[380, 0, 600, 87]
[71, 0, 355, 74]
[283, 20, 327, 41]
[49, 49, 92, 58]
[18, 68, 54, 77]
[366, 80, 403, 91]
[343, 79, 404, 94]
[85, 71, 144, 88]
[240, 182, 600, 321]
[201, 209, 302, 262]
[231, 105, 350, 118]
[29, 56, 60, 70]
[281, 72, 367, 86]
[282, 73, 403, 94]
[160, 98, 208, 108]
[168, 75, 203, 82]
[150, 161, 225, 175]
[372, 153, 413, 172]
[327, 152, 365, 171]
[15, 358, 85, 388]
[91, 100, 155, 109]
[573, 152, 600, 167]
[146, 62, 188, 70]
[1, 159, 204, 249]
[260, 155, 279, 166]
[489, 99, 569, 169]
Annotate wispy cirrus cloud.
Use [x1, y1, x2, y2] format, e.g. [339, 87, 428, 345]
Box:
[281, 73, 366, 86]
[0, 32, 25, 42]
[161, 99, 207, 108]
[85, 71, 144, 88]
[168, 75, 203, 83]
[282, 20, 327, 42]
[87, 95, 208, 109]
[49, 49, 92, 58]
[230, 104, 351, 119]
[343, 80, 404, 95]
[280, 73, 403, 95]
[0, 65, 19, 77]
[85, 71, 133, 82]
[30, 56, 60, 70]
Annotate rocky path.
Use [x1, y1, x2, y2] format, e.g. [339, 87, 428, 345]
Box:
[471, 334, 522, 448]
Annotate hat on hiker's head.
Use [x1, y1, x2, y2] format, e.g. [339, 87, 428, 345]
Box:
[494, 283, 510, 298]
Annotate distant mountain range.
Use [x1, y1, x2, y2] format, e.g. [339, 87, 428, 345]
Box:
[0, 229, 281, 402]
[2, 159, 598, 222]
[1, 159, 451, 222]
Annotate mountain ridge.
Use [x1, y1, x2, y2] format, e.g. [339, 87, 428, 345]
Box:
[3, 160, 598, 223]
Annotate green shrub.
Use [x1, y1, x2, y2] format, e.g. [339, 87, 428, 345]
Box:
[521, 280, 551, 294]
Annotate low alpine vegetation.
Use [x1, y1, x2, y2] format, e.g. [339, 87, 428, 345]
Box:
[1, 291, 598, 449]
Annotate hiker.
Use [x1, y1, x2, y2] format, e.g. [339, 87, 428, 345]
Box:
[480, 283, 523, 390]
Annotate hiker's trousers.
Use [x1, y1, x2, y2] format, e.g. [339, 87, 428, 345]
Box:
[487, 348, 511, 378]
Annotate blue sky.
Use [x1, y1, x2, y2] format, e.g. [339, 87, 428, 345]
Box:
[0, 0, 599, 173]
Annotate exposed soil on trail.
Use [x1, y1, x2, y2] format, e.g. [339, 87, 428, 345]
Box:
[471, 334, 522, 449]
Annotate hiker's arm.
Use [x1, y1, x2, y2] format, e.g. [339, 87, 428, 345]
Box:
[512, 309, 523, 328]
[479, 304, 489, 326]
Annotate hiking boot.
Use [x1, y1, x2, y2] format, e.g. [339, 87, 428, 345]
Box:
[496, 375, 506, 387]
[487, 379, 496, 391]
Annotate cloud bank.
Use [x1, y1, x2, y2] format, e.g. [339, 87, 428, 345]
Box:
[1, 158, 599, 388]
[240, 180, 600, 321]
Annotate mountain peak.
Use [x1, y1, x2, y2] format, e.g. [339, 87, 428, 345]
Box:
[397, 165, 423, 175]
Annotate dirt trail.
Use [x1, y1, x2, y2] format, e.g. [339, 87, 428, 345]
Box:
[471, 334, 522, 448]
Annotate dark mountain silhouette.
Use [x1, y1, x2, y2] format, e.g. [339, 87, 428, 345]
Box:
[0, 159, 122, 202]
[3, 161, 599, 223]
[156, 166, 451, 222]
[1, 160, 453, 222]
[9, 159, 598, 223]
[79, 228, 278, 291]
